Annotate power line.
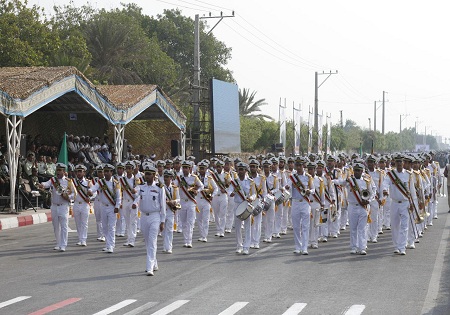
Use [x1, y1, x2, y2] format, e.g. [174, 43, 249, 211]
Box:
[191, 0, 233, 11]
[229, 18, 316, 70]
[177, 0, 219, 12]
[155, 0, 210, 13]
[237, 15, 324, 69]
[222, 22, 316, 70]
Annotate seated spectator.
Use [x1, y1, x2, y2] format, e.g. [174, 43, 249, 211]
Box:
[22, 152, 36, 179]
[45, 156, 56, 178]
[37, 155, 48, 182]
[0, 156, 10, 196]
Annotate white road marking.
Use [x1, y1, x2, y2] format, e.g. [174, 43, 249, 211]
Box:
[281, 303, 307, 315]
[150, 300, 189, 315]
[92, 299, 137, 315]
[249, 243, 278, 257]
[217, 302, 249, 315]
[343, 304, 366, 315]
[122, 302, 158, 315]
[421, 210, 450, 314]
[0, 296, 31, 309]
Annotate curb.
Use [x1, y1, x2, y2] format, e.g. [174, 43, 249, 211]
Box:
[0, 212, 52, 231]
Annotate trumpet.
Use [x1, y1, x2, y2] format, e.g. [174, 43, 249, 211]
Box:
[56, 186, 68, 196]
[361, 189, 370, 200]
[168, 200, 181, 211]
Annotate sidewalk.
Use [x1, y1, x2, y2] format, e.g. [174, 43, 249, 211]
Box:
[0, 207, 52, 231]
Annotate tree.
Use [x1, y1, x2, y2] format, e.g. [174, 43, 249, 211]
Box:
[83, 8, 178, 86]
[0, 0, 60, 66]
[239, 88, 273, 120]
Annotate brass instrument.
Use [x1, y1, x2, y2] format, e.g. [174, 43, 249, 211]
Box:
[168, 201, 181, 211]
[361, 189, 370, 201]
[56, 185, 68, 196]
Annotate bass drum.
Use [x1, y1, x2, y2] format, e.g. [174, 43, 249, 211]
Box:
[236, 201, 254, 221]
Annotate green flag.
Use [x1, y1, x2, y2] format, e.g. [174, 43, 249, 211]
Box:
[58, 132, 68, 166]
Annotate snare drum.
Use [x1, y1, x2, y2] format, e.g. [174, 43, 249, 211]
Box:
[251, 198, 264, 216]
[274, 190, 284, 205]
[236, 201, 254, 221]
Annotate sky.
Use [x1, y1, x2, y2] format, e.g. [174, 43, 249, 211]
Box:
[29, 0, 450, 143]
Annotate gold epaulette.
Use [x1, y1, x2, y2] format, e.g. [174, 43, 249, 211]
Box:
[305, 173, 313, 178]
[156, 182, 163, 188]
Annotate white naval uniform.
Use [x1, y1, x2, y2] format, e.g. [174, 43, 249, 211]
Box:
[262, 173, 278, 242]
[326, 167, 343, 237]
[309, 174, 325, 247]
[92, 177, 104, 239]
[318, 173, 336, 241]
[196, 174, 218, 240]
[273, 169, 287, 236]
[41, 176, 74, 250]
[134, 181, 166, 272]
[336, 175, 375, 252]
[115, 174, 126, 236]
[383, 169, 417, 253]
[72, 177, 92, 244]
[227, 174, 256, 251]
[163, 183, 179, 252]
[89, 178, 122, 252]
[120, 174, 139, 246]
[211, 170, 230, 236]
[250, 173, 267, 247]
[225, 170, 237, 232]
[367, 170, 382, 242]
[175, 174, 204, 246]
[287, 171, 314, 253]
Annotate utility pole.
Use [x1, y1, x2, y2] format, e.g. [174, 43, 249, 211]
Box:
[314, 70, 338, 153]
[192, 12, 234, 159]
[368, 118, 371, 130]
[382, 91, 388, 135]
[374, 101, 376, 132]
[339, 110, 343, 128]
[400, 114, 409, 133]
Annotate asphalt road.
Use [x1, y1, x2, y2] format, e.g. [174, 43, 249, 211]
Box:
[0, 199, 449, 315]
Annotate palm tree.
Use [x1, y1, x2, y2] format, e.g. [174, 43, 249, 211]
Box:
[239, 88, 273, 120]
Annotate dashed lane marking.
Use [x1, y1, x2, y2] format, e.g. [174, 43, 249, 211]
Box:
[217, 302, 249, 315]
[0, 296, 31, 309]
[92, 299, 137, 315]
[281, 303, 308, 315]
[150, 300, 190, 315]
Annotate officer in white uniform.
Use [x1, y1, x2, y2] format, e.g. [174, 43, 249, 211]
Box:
[228, 162, 256, 255]
[162, 170, 179, 254]
[383, 153, 417, 255]
[92, 165, 105, 242]
[175, 160, 203, 248]
[39, 163, 74, 252]
[115, 162, 126, 237]
[210, 160, 230, 237]
[88, 164, 121, 253]
[71, 164, 92, 246]
[249, 159, 267, 249]
[132, 163, 165, 276]
[195, 161, 218, 242]
[287, 157, 314, 255]
[120, 161, 139, 247]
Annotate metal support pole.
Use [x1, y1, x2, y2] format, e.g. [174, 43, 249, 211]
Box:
[114, 124, 125, 162]
[6, 115, 23, 212]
